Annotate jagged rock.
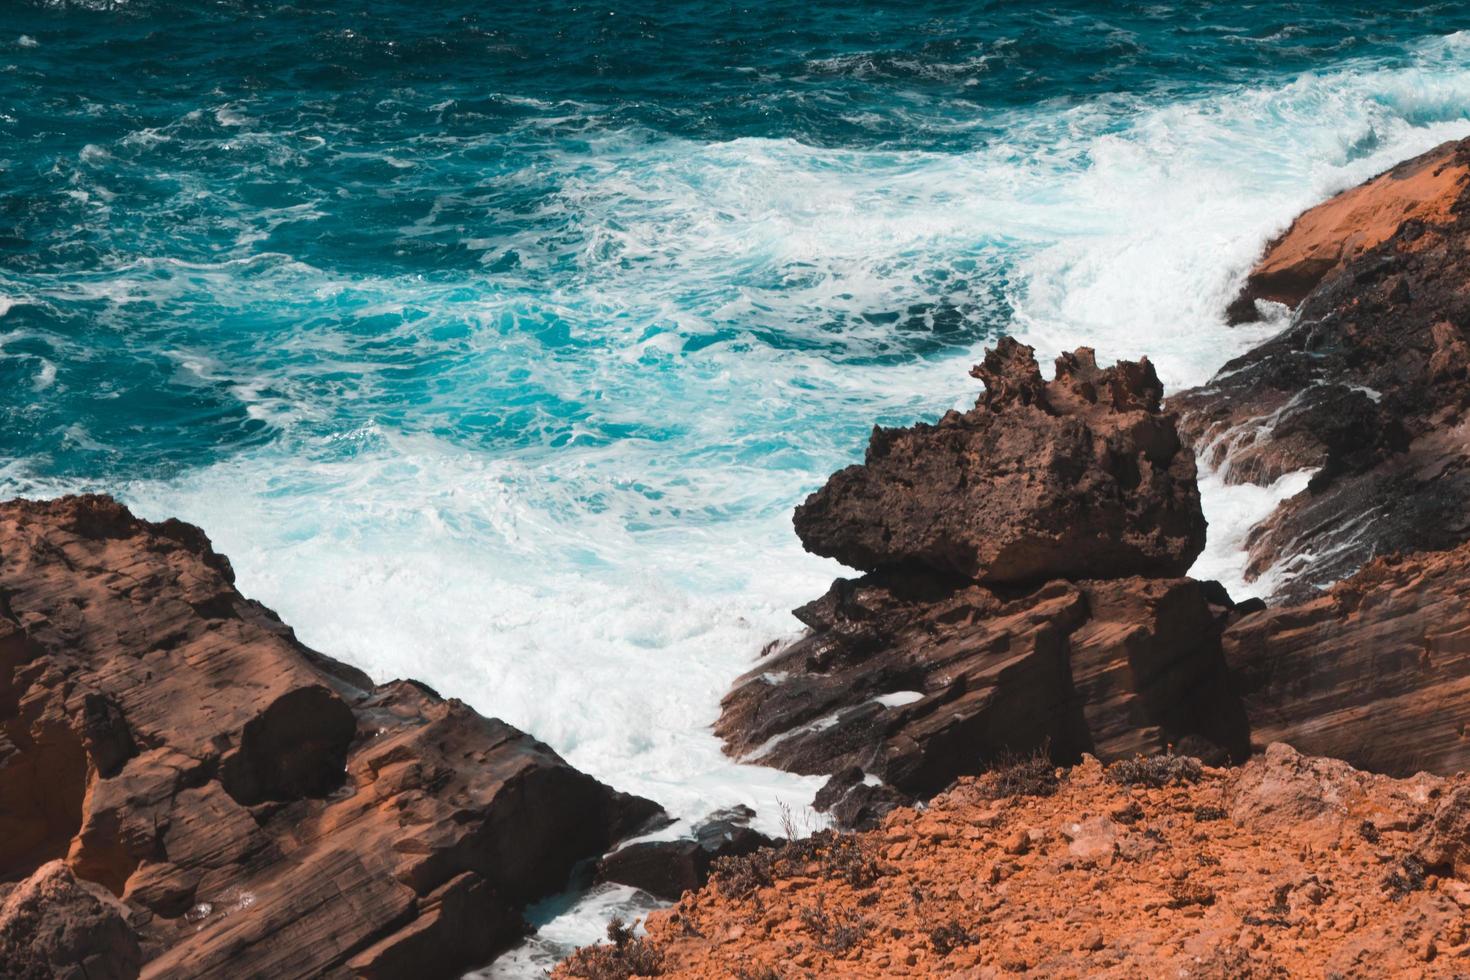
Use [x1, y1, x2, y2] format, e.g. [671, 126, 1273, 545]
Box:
[0, 860, 141, 980]
[0, 495, 661, 979]
[1223, 539, 1470, 778]
[716, 568, 1250, 823]
[793, 339, 1206, 585]
[1175, 137, 1470, 598]
[1227, 138, 1470, 322]
[811, 767, 908, 831]
[596, 808, 777, 901]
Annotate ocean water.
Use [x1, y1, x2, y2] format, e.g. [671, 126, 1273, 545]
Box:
[5, 1, 1470, 969]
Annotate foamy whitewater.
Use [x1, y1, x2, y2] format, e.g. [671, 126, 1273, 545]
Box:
[5, 4, 1470, 971]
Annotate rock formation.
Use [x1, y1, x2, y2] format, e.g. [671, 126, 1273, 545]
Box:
[795, 338, 1205, 585]
[1226, 137, 1470, 322]
[596, 808, 777, 902]
[0, 861, 142, 980]
[0, 495, 660, 979]
[561, 744, 1470, 978]
[1177, 136, 1470, 598]
[720, 341, 1249, 827]
[1223, 539, 1470, 777]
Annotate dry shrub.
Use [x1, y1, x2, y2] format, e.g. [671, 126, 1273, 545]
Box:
[710, 830, 885, 900]
[1108, 754, 1202, 788]
[979, 746, 1060, 800]
[558, 916, 664, 979]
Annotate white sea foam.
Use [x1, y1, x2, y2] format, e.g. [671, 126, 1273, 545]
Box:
[1190, 467, 1314, 600]
[11, 34, 1470, 977]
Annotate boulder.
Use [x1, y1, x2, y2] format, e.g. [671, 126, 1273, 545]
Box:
[793, 339, 1206, 586]
[0, 860, 141, 980]
[0, 495, 661, 979]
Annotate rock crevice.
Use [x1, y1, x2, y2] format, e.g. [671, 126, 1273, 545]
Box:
[0, 495, 661, 979]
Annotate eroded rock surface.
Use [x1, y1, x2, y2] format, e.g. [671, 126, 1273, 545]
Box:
[795, 339, 1206, 585]
[1176, 137, 1470, 598]
[0, 860, 141, 980]
[561, 745, 1470, 979]
[0, 495, 660, 979]
[721, 342, 1243, 826]
[1223, 539, 1470, 778]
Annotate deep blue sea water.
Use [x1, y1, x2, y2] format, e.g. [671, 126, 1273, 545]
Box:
[5, 2, 1470, 969]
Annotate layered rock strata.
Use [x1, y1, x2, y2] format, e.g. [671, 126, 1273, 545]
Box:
[0, 494, 660, 979]
[721, 341, 1248, 827]
[1223, 539, 1470, 777]
[1177, 137, 1470, 598]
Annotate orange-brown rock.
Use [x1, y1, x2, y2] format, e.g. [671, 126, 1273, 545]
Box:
[1227, 138, 1470, 322]
[0, 494, 661, 979]
[1176, 137, 1470, 598]
[1223, 538, 1470, 777]
[794, 339, 1206, 586]
[559, 744, 1470, 979]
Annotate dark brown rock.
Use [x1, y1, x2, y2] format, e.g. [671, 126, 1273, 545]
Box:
[1175, 137, 1470, 599]
[716, 568, 1249, 823]
[0, 495, 661, 979]
[1222, 538, 1470, 778]
[596, 808, 777, 901]
[793, 338, 1206, 586]
[0, 860, 141, 980]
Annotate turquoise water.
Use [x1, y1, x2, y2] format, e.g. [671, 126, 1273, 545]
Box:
[6, 3, 1470, 965]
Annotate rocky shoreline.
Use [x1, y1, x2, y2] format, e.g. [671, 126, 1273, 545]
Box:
[8, 138, 1470, 978]
[564, 135, 1470, 976]
[0, 496, 661, 978]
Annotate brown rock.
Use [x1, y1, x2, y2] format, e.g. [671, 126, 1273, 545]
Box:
[793, 339, 1206, 585]
[1223, 542, 1470, 778]
[0, 495, 661, 978]
[1228, 138, 1470, 321]
[0, 860, 141, 980]
[716, 570, 1249, 823]
[1175, 137, 1470, 598]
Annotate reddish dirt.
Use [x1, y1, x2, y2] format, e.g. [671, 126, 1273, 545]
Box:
[560, 745, 1470, 979]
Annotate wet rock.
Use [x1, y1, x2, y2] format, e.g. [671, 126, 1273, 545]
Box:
[1175, 137, 1470, 598]
[812, 767, 908, 831]
[0, 495, 661, 978]
[0, 860, 141, 980]
[717, 565, 1249, 823]
[794, 339, 1206, 585]
[597, 808, 778, 900]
